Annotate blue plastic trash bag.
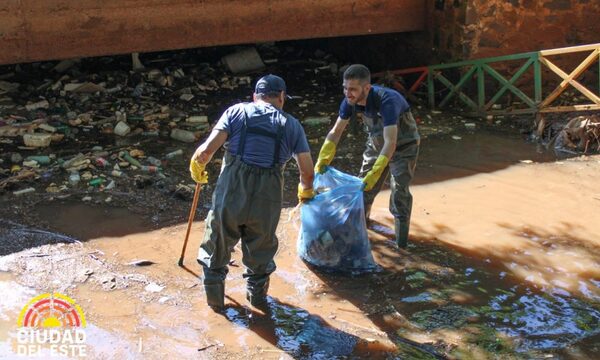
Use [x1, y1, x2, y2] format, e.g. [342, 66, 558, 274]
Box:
[298, 166, 378, 273]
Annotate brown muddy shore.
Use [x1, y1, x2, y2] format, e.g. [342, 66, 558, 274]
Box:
[1, 129, 599, 359]
[1, 50, 600, 359]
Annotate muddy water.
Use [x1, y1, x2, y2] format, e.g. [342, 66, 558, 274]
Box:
[1, 129, 599, 359]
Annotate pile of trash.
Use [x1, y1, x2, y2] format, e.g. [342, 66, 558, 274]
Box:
[0, 47, 285, 196]
[0, 44, 363, 200]
[298, 167, 378, 274]
[549, 114, 600, 154]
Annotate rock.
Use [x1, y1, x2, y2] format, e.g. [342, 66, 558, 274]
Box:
[221, 47, 265, 74]
[53, 59, 78, 73]
[131, 52, 145, 71]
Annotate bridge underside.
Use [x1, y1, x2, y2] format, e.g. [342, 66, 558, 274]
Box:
[0, 0, 426, 65]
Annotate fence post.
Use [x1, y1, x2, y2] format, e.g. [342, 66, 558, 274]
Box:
[428, 68, 435, 108]
[534, 53, 542, 106]
[476, 62, 485, 116]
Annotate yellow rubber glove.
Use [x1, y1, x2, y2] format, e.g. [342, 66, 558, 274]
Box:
[297, 183, 315, 203]
[314, 139, 336, 174]
[189, 159, 208, 184]
[362, 155, 389, 191]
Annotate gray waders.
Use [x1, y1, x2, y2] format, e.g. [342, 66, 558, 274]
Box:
[354, 101, 420, 248]
[197, 107, 284, 310]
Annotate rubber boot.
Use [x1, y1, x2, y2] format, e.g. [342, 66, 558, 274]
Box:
[395, 218, 410, 249]
[246, 277, 269, 307]
[204, 283, 225, 311]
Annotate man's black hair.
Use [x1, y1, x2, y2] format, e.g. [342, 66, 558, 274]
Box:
[343, 64, 371, 83]
[255, 91, 281, 100]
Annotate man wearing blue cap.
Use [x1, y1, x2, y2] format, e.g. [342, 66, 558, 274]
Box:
[314, 64, 420, 249]
[190, 74, 315, 311]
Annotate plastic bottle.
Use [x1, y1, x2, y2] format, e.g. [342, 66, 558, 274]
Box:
[95, 157, 109, 167]
[89, 178, 104, 187]
[13, 187, 35, 196]
[111, 170, 123, 177]
[26, 155, 51, 165]
[146, 156, 162, 167]
[121, 152, 142, 167]
[170, 129, 196, 143]
[114, 121, 131, 136]
[140, 165, 159, 173]
[165, 149, 183, 159]
[69, 172, 80, 185]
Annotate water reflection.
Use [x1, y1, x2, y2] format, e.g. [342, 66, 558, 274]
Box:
[220, 297, 390, 359]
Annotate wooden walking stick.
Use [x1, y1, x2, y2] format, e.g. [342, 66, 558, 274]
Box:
[178, 183, 201, 266]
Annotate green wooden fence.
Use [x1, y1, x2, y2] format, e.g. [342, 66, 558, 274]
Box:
[426, 43, 600, 119]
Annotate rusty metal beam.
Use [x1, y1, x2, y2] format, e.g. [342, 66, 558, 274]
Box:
[0, 0, 426, 65]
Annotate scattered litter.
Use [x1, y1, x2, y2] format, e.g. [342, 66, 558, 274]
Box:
[23, 133, 52, 147]
[25, 100, 50, 111]
[303, 116, 330, 126]
[221, 47, 265, 74]
[165, 149, 183, 159]
[114, 121, 131, 136]
[170, 128, 196, 143]
[13, 187, 35, 196]
[144, 282, 165, 293]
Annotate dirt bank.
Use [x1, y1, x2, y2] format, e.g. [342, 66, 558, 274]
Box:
[1, 142, 598, 359]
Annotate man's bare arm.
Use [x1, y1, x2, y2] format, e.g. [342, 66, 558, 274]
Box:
[192, 130, 228, 165]
[294, 152, 315, 189]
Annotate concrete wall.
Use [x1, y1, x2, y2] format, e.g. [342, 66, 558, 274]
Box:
[430, 0, 600, 62]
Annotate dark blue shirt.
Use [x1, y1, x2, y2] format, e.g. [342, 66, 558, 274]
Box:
[339, 85, 410, 127]
[214, 102, 310, 168]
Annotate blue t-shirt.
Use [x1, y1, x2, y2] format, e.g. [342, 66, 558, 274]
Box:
[339, 85, 410, 127]
[214, 102, 310, 168]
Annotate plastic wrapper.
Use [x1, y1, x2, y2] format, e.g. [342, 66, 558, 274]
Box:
[298, 166, 378, 274]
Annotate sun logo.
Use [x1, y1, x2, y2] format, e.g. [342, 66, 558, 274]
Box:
[17, 293, 86, 329]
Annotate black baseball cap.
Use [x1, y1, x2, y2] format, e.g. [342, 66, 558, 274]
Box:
[255, 74, 292, 99]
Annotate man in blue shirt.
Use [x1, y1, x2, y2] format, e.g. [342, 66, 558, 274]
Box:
[314, 64, 420, 249]
[190, 74, 315, 310]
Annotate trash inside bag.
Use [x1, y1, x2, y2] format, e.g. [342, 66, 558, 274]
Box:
[298, 166, 378, 274]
